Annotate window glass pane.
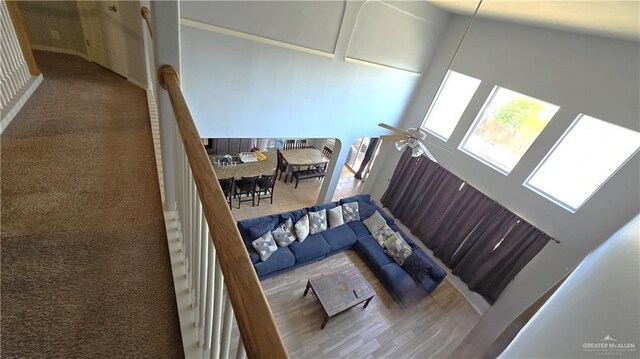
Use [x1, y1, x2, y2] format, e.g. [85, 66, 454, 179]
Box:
[421, 70, 481, 140]
[526, 115, 640, 211]
[460, 87, 559, 173]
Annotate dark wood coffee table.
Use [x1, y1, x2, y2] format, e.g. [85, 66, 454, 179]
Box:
[303, 264, 375, 329]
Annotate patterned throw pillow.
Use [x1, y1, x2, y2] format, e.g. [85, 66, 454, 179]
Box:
[272, 218, 296, 247]
[295, 214, 310, 242]
[327, 206, 344, 229]
[372, 224, 395, 246]
[308, 209, 328, 235]
[251, 231, 278, 262]
[383, 232, 413, 266]
[341, 202, 359, 223]
[363, 211, 386, 235]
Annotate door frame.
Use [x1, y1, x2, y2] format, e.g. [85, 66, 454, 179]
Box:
[77, 0, 129, 78]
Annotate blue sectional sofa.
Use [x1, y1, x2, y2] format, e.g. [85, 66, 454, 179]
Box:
[237, 194, 447, 303]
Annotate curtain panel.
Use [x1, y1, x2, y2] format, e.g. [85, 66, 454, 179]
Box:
[381, 149, 552, 304]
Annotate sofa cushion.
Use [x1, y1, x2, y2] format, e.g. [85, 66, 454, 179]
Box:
[342, 202, 360, 223]
[339, 194, 371, 205]
[288, 233, 331, 263]
[356, 200, 378, 220]
[253, 247, 296, 277]
[379, 262, 419, 298]
[347, 221, 370, 238]
[282, 207, 308, 223]
[389, 224, 417, 247]
[308, 209, 328, 235]
[383, 232, 413, 266]
[295, 214, 310, 242]
[309, 201, 338, 212]
[354, 235, 393, 268]
[321, 225, 358, 252]
[252, 231, 278, 262]
[327, 206, 344, 229]
[238, 214, 281, 239]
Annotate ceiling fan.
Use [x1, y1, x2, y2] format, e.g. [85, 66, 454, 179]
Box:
[378, 123, 453, 162]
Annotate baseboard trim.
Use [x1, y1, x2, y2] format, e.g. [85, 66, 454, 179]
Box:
[1, 74, 43, 135]
[30, 45, 90, 61]
[146, 88, 201, 358]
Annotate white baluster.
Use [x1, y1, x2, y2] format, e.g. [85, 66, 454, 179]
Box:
[193, 196, 203, 326]
[211, 257, 224, 358]
[203, 237, 215, 356]
[198, 214, 209, 345]
[220, 293, 234, 359]
[235, 337, 246, 359]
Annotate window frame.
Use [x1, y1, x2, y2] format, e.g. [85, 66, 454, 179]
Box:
[421, 70, 481, 141]
[458, 86, 558, 175]
[523, 114, 640, 213]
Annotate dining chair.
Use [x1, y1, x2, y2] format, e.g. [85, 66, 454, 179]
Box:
[218, 177, 235, 208]
[275, 150, 290, 182]
[323, 146, 333, 159]
[256, 174, 276, 205]
[233, 176, 258, 209]
[295, 139, 307, 149]
[284, 140, 296, 150]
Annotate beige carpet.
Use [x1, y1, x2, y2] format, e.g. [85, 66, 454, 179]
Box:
[1, 51, 183, 357]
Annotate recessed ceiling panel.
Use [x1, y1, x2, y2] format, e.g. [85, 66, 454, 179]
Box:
[346, 1, 438, 73]
[181, 1, 345, 53]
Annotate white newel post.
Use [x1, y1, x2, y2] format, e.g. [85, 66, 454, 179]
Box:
[151, 0, 180, 211]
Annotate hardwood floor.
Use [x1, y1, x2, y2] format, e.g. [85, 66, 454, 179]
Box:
[251, 250, 480, 358]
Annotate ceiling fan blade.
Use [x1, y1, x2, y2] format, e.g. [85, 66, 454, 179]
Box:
[378, 123, 411, 136]
[380, 134, 407, 141]
[417, 141, 438, 162]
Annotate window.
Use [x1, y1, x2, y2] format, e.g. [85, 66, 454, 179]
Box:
[525, 114, 640, 212]
[421, 70, 481, 140]
[460, 87, 559, 174]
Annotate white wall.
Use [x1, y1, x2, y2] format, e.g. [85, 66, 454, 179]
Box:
[366, 15, 640, 341]
[179, 0, 450, 203]
[501, 215, 640, 358]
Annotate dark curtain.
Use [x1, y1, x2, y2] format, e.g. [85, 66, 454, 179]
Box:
[381, 149, 552, 304]
[381, 149, 463, 239]
[429, 186, 497, 263]
[355, 138, 379, 179]
[453, 217, 551, 304]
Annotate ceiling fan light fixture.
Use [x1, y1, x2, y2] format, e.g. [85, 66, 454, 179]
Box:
[395, 139, 408, 151]
[411, 145, 424, 157]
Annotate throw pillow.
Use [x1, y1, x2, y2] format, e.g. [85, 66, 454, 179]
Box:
[294, 214, 310, 242]
[251, 231, 278, 262]
[247, 218, 278, 240]
[308, 209, 328, 235]
[358, 201, 378, 220]
[402, 250, 433, 284]
[272, 218, 296, 247]
[363, 211, 386, 235]
[341, 202, 360, 223]
[383, 232, 413, 266]
[372, 224, 395, 246]
[327, 206, 344, 229]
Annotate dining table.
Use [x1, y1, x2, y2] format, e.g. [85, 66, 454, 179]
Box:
[280, 148, 331, 182]
[280, 148, 330, 168]
[210, 150, 276, 180]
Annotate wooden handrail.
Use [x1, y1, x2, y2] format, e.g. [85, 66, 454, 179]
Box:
[158, 65, 288, 359]
[140, 6, 152, 38]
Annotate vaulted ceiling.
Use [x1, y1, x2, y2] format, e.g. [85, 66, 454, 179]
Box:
[429, 0, 640, 42]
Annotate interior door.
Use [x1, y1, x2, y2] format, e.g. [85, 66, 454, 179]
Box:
[79, 1, 127, 77]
